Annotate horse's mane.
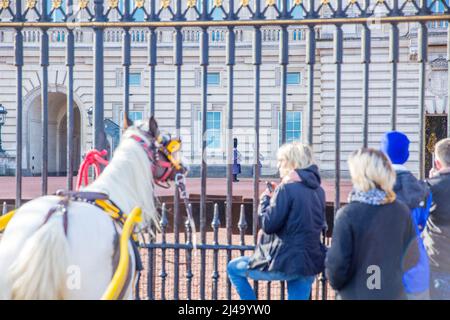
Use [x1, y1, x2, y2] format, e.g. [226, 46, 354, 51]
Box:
[85, 126, 159, 234]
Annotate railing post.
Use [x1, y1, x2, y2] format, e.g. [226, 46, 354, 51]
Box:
[159, 203, 168, 300]
[211, 203, 221, 300]
[40, 0, 50, 195]
[148, 0, 160, 117]
[225, 0, 236, 301]
[184, 204, 194, 300]
[93, 0, 106, 151]
[418, 20, 428, 179]
[66, 0, 75, 190]
[14, 0, 24, 208]
[448, 23, 450, 138]
[306, 21, 316, 146]
[122, 0, 132, 120]
[361, 20, 371, 148]
[279, 0, 291, 145]
[252, 0, 262, 299]
[332, 0, 344, 300]
[199, 0, 210, 300]
[172, 0, 185, 300]
[389, 22, 399, 131]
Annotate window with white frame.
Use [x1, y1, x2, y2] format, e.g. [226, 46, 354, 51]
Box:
[119, 110, 144, 127]
[116, 70, 142, 87]
[197, 111, 222, 150]
[278, 111, 302, 146]
[113, 103, 144, 126]
[129, 72, 142, 86]
[207, 72, 221, 86]
[276, 70, 302, 86]
[287, 72, 301, 85]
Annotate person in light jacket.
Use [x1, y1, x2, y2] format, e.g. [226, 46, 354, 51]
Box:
[227, 142, 327, 300]
[325, 148, 420, 300]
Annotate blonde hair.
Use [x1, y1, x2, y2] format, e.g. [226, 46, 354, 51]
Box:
[435, 138, 450, 168]
[277, 142, 314, 178]
[348, 148, 396, 204]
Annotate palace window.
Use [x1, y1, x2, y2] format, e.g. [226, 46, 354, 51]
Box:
[279, 111, 302, 145]
[197, 111, 222, 150]
[119, 110, 144, 127]
[287, 72, 301, 85]
[207, 72, 221, 86]
[129, 72, 142, 86]
[116, 71, 142, 87]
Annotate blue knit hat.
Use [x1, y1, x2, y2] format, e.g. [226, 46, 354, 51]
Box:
[380, 131, 410, 165]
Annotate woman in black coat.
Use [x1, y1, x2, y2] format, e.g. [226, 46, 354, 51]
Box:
[227, 142, 327, 300]
[325, 148, 420, 300]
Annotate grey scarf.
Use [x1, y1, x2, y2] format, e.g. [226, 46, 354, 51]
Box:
[348, 188, 387, 206]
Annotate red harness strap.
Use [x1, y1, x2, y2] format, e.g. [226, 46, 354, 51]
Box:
[76, 149, 109, 190]
[129, 134, 174, 188]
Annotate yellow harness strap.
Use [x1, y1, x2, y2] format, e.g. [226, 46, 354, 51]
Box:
[102, 206, 142, 300]
[95, 200, 138, 242]
[95, 199, 126, 223]
[0, 210, 15, 232]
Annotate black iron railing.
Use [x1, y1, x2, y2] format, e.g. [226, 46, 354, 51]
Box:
[0, 0, 450, 300]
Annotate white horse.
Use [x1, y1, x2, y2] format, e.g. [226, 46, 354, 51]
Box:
[0, 117, 184, 299]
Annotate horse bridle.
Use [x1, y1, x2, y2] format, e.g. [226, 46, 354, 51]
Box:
[129, 132, 196, 248]
[129, 133, 186, 189]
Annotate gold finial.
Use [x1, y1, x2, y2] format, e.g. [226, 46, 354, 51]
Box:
[214, 0, 222, 7]
[187, 0, 196, 8]
[52, 0, 62, 9]
[135, 0, 145, 8]
[0, 0, 10, 10]
[348, 0, 357, 4]
[376, 0, 384, 3]
[108, 0, 119, 8]
[79, 0, 89, 9]
[240, 0, 249, 7]
[161, 0, 170, 9]
[26, 0, 37, 9]
[266, 0, 276, 6]
[293, 0, 302, 5]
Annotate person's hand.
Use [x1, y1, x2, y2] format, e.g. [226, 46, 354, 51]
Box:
[429, 167, 438, 178]
[282, 170, 302, 184]
[260, 182, 277, 200]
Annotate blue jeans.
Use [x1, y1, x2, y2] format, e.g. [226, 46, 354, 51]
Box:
[430, 271, 450, 300]
[227, 256, 315, 300]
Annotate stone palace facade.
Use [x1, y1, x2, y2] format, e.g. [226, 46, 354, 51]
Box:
[0, 1, 448, 177]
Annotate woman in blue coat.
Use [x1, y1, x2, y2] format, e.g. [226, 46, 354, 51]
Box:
[227, 142, 327, 300]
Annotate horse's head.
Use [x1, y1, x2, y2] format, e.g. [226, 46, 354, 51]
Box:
[123, 116, 188, 188]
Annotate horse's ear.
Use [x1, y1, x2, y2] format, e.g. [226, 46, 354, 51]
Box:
[123, 113, 133, 130]
[149, 116, 160, 138]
